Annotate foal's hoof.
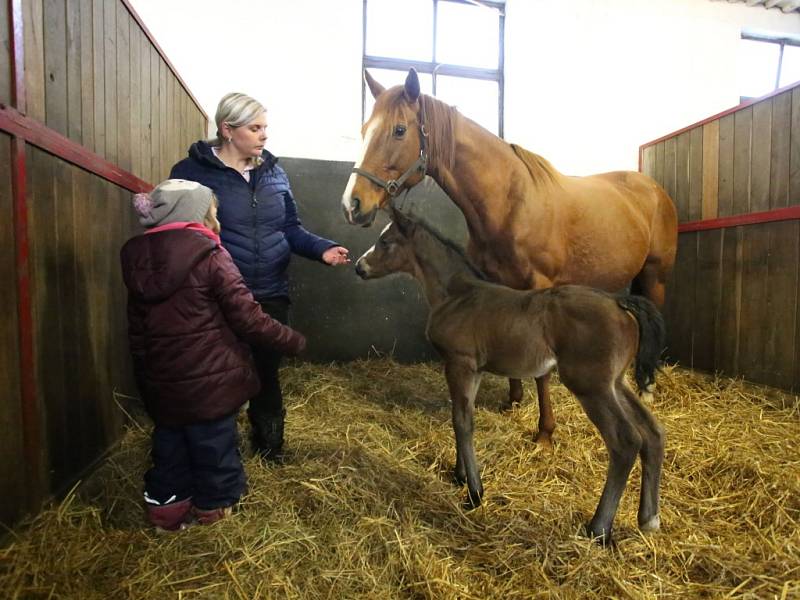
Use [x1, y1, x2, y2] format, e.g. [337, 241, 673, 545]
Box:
[462, 490, 483, 511]
[583, 523, 614, 548]
[639, 514, 661, 532]
[452, 471, 467, 487]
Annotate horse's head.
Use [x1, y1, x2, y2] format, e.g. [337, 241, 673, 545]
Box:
[342, 69, 428, 227]
[354, 207, 418, 279]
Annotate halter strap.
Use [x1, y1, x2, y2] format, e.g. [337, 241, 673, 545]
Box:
[352, 98, 428, 198]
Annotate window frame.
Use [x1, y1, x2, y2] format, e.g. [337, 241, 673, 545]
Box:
[741, 30, 800, 93]
[361, 0, 506, 137]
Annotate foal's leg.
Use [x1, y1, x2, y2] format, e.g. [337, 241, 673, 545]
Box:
[445, 359, 483, 508]
[618, 382, 664, 532]
[574, 388, 642, 545]
[534, 374, 555, 446]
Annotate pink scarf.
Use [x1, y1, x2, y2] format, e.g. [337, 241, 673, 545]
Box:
[145, 222, 221, 245]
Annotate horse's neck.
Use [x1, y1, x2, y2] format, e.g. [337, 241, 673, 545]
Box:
[412, 233, 476, 308]
[431, 116, 555, 241]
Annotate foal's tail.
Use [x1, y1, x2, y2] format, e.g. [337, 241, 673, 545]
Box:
[616, 294, 666, 393]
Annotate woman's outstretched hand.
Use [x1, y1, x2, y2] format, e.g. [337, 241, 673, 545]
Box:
[322, 246, 350, 266]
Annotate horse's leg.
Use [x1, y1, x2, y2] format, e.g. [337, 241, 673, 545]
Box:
[534, 373, 555, 446]
[445, 358, 483, 508]
[618, 381, 665, 532]
[573, 387, 642, 546]
[504, 378, 523, 411]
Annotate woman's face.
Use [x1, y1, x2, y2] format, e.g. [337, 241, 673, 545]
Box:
[223, 112, 268, 158]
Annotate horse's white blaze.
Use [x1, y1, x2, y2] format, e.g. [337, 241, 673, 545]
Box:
[342, 116, 382, 215]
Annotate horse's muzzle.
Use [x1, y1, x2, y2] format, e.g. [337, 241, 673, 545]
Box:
[342, 197, 378, 227]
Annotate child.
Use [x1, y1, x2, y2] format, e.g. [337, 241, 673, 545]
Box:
[120, 179, 306, 531]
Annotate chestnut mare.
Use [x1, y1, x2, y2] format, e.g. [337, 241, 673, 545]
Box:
[341, 69, 677, 446]
[355, 209, 666, 545]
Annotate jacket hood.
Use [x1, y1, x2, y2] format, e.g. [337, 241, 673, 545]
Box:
[188, 140, 278, 172]
[121, 229, 217, 302]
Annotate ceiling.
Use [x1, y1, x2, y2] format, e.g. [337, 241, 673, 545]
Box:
[717, 0, 800, 13]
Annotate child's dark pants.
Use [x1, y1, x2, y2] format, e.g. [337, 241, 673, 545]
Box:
[144, 411, 245, 510]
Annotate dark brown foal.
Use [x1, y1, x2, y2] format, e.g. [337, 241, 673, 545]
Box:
[355, 209, 666, 545]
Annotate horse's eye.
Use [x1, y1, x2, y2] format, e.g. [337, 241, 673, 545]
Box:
[379, 237, 392, 249]
[393, 125, 407, 138]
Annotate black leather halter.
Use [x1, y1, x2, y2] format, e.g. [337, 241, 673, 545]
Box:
[351, 99, 428, 198]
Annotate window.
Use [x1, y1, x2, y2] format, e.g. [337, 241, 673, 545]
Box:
[362, 0, 505, 136]
[739, 31, 800, 101]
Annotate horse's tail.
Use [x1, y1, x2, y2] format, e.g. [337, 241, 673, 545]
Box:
[616, 294, 666, 393]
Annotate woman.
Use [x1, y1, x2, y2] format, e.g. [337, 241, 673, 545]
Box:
[170, 92, 350, 461]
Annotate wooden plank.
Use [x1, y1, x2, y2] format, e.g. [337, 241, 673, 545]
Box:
[43, 0, 68, 136]
[763, 221, 798, 390]
[103, 0, 117, 164]
[79, 0, 94, 150]
[688, 127, 703, 222]
[150, 44, 160, 183]
[770, 91, 791, 209]
[715, 227, 742, 376]
[159, 56, 167, 180]
[702, 121, 719, 219]
[0, 1, 11, 106]
[732, 107, 753, 215]
[139, 30, 151, 184]
[129, 19, 141, 178]
[641, 145, 656, 178]
[663, 137, 677, 208]
[115, 2, 131, 171]
[66, 0, 81, 142]
[791, 88, 800, 206]
[91, 0, 104, 156]
[751, 99, 772, 213]
[671, 233, 697, 366]
[24, 0, 46, 123]
[737, 224, 770, 383]
[0, 133, 27, 527]
[654, 141, 664, 188]
[692, 229, 722, 372]
[675, 131, 690, 222]
[718, 114, 735, 218]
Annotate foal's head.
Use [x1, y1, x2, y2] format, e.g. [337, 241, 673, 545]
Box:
[354, 208, 419, 280]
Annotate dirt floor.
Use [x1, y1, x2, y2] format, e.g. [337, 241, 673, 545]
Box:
[1, 359, 798, 599]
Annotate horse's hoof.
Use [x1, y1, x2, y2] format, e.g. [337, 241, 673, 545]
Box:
[534, 431, 554, 448]
[639, 514, 661, 532]
[583, 523, 614, 548]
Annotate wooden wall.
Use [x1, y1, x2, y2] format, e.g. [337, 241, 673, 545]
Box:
[641, 83, 800, 392]
[1, 0, 207, 529]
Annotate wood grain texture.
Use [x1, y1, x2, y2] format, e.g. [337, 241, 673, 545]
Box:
[770, 91, 790, 209]
[750, 99, 772, 213]
[702, 121, 719, 220]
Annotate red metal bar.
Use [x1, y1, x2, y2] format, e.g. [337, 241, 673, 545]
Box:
[119, 0, 209, 122]
[0, 105, 152, 193]
[678, 205, 800, 233]
[639, 79, 800, 152]
[9, 0, 24, 113]
[11, 135, 42, 509]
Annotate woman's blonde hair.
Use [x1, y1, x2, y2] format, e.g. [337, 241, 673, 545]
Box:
[210, 92, 267, 165]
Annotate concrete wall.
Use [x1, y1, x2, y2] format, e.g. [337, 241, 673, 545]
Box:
[282, 158, 467, 362]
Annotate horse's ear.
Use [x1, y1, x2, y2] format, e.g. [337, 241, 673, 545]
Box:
[404, 68, 420, 103]
[364, 70, 385, 99]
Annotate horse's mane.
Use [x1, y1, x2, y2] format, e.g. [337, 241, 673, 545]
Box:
[405, 212, 488, 281]
[383, 89, 457, 175]
[510, 144, 563, 188]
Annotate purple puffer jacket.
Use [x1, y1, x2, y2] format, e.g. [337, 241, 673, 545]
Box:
[120, 228, 306, 426]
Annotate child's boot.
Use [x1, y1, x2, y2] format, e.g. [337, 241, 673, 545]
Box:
[192, 505, 233, 525]
[145, 497, 192, 532]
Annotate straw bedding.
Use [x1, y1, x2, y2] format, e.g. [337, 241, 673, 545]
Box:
[1, 359, 798, 599]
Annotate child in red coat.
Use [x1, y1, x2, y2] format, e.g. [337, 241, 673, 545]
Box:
[120, 179, 306, 531]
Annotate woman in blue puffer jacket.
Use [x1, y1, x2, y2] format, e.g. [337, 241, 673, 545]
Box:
[171, 92, 350, 461]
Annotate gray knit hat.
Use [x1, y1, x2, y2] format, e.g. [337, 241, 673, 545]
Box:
[132, 179, 214, 228]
